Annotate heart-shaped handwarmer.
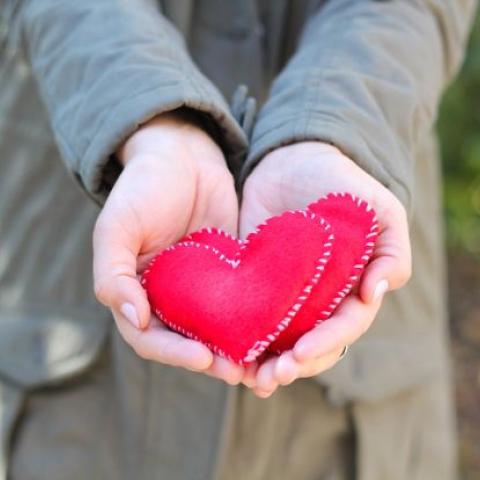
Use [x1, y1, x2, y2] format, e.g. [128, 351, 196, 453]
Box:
[141, 193, 378, 365]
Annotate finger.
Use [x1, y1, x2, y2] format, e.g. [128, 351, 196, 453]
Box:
[255, 355, 280, 393]
[274, 351, 300, 386]
[296, 346, 346, 378]
[113, 311, 214, 370]
[203, 356, 245, 385]
[93, 220, 151, 330]
[242, 362, 259, 388]
[252, 387, 277, 399]
[293, 294, 383, 362]
[360, 202, 411, 303]
[275, 346, 345, 384]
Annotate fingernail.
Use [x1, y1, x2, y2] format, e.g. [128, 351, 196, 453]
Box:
[373, 279, 389, 302]
[120, 303, 140, 328]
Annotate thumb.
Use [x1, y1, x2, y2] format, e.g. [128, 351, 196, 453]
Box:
[93, 220, 151, 330]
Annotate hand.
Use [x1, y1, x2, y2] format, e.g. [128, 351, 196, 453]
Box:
[239, 142, 411, 397]
[93, 112, 244, 385]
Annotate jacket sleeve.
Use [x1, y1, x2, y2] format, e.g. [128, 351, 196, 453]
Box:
[243, 0, 477, 210]
[7, 0, 247, 204]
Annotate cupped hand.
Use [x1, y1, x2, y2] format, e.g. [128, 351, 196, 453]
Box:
[93, 111, 244, 385]
[239, 142, 412, 397]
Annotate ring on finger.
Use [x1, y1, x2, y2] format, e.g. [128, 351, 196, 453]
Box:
[338, 345, 349, 360]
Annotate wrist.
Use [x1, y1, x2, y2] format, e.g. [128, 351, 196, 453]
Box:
[118, 110, 219, 167]
[267, 141, 344, 160]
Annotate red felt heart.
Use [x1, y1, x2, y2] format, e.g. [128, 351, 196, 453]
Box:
[141, 193, 378, 365]
[141, 211, 333, 364]
[268, 193, 378, 353]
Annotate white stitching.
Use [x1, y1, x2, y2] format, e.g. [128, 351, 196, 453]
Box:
[307, 193, 378, 326]
[144, 192, 379, 362]
[143, 212, 335, 365]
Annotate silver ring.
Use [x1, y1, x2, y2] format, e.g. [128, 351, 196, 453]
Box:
[339, 345, 349, 360]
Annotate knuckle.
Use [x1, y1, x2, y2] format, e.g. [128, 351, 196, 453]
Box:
[94, 269, 136, 306]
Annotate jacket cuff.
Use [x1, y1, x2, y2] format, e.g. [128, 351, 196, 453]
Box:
[242, 111, 412, 210]
[70, 81, 247, 205]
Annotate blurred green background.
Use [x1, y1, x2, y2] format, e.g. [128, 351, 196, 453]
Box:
[438, 16, 480, 257]
[438, 14, 480, 480]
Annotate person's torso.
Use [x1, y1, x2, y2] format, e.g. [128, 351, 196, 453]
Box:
[0, 0, 448, 405]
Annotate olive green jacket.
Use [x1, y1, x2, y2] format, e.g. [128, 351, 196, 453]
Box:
[0, 1, 477, 479]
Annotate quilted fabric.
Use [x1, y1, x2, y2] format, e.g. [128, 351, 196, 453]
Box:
[141, 193, 378, 364]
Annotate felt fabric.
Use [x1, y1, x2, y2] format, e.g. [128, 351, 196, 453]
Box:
[269, 193, 378, 352]
[142, 211, 333, 364]
[141, 194, 377, 364]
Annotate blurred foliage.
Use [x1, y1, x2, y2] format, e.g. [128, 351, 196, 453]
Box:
[437, 14, 480, 257]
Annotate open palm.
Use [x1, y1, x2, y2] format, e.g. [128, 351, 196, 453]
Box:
[240, 142, 411, 397]
[93, 113, 244, 384]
